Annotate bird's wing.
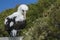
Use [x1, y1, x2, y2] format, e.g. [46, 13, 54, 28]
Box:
[4, 18, 8, 24]
[8, 12, 17, 19]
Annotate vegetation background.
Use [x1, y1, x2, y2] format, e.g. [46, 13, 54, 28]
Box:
[0, 0, 60, 40]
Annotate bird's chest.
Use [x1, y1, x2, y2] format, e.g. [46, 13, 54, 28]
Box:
[15, 15, 24, 22]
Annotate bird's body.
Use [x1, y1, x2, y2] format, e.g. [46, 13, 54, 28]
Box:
[5, 17, 16, 35]
[8, 12, 25, 21]
[4, 4, 28, 37]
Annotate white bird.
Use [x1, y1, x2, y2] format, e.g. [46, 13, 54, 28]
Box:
[4, 4, 29, 37]
[4, 4, 28, 24]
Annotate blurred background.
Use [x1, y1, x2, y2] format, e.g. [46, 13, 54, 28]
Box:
[0, 0, 60, 40]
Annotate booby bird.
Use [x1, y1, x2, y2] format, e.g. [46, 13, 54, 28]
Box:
[4, 4, 29, 37]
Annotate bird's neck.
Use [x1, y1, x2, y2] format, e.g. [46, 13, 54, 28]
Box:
[17, 10, 22, 13]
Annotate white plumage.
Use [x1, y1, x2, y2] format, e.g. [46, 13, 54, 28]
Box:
[10, 21, 14, 27]
[4, 18, 8, 25]
[4, 4, 28, 24]
[11, 29, 17, 37]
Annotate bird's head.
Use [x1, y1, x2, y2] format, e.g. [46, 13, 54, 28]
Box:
[18, 4, 29, 15]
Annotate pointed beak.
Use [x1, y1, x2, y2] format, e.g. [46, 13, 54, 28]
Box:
[22, 10, 27, 19]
